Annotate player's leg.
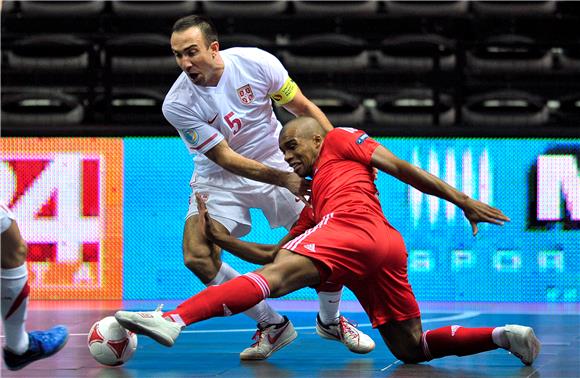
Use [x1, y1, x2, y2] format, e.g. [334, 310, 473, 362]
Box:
[314, 280, 342, 325]
[314, 281, 375, 354]
[1, 217, 30, 355]
[115, 249, 319, 349]
[378, 317, 540, 365]
[256, 249, 321, 297]
[182, 212, 294, 359]
[183, 188, 285, 323]
[378, 316, 500, 364]
[182, 214, 223, 282]
[315, 282, 342, 325]
[377, 317, 424, 363]
[374, 226, 540, 365]
[1, 214, 68, 371]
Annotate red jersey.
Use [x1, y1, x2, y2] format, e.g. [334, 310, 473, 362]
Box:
[290, 128, 384, 236]
[284, 128, 420, 326]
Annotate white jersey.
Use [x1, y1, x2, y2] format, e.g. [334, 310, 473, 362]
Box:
[163, 47, 289, 176]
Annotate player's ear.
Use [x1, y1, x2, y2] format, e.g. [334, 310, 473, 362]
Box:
[210, 40, 219, 54]
[313, 135, 323, 147]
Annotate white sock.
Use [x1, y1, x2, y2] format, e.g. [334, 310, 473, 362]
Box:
[492, 326, 510, 348]
[1, 264, 30, 354]
[317, 289, 342, 325]
[206, 262, 284, 327]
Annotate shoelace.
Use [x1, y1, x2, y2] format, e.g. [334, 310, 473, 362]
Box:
[155, 304, 164, 312]
[249, 329, 264, 347]
[338, 317, 360, 341]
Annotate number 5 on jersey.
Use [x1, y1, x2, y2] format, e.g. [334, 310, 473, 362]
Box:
[224, 112, 242, 135]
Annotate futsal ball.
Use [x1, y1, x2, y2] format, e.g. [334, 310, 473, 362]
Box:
[88, 316, 138, 366]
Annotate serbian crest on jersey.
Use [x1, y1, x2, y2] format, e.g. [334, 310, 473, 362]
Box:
[236, 84, 255, 105]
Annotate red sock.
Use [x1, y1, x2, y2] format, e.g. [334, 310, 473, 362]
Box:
[164, 273, 269, 326]
[422, 325, 497, 360]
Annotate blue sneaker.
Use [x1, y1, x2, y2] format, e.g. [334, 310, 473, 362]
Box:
[3, 325, 69, 371]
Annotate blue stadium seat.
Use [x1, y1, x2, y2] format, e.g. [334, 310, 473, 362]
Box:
[111, 1, 197, 18]
[6, 1, 103, 32]
[370, 89, 456, 127]
[472, 1, 556, 17]
[1, 91, 85, 125]
[462, 90, 549, 127]
[5, 34, 92, 73]
[280, 34, 369, 73]
[19, 0, 105, 17]
[219, 34, 273, 50]
[94, 89, 166, 125]
[292, 1, 380, 17]
[384, 1, 468, 16]
[202, 1, 287, 16]
[105, 34, 178, 75]
[376, 34, 456, 73]
[466, 34, 553, 75]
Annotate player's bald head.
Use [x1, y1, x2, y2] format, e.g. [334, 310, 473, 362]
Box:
[280, 117, 326, 141]
[279, 117, 328, 177]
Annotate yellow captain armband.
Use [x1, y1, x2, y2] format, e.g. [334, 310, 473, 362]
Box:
[270, 77, 298, 106]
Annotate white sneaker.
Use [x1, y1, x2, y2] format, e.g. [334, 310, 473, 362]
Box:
[504, 324, 541, 365]
[239, 316, 297, 360]
[316, 315, 375, 354]
[115, 304, 182, 347]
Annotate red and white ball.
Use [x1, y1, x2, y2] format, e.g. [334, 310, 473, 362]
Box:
[88, 316, 138, 366]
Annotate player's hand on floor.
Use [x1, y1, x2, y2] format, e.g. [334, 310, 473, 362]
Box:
[462, 198, 511, 236]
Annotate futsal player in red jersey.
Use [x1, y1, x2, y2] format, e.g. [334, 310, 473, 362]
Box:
[116, 117, 541, 365]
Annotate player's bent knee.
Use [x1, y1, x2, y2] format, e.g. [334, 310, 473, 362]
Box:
[397, 353, 425, 364]
[257, 272, 283, 298]
[256, 267, 290, 298]
[183, 238, 214, 258]
[257, 260, 315, 298]
[183, 254, 219, 283]
[267, 280, 296, 298]
[391, 345, 426, 364]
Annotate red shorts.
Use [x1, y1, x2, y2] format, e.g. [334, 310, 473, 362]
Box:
[283, 211, 420, 328]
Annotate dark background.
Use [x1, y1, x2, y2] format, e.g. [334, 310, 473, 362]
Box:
[2, 0, 580, 138]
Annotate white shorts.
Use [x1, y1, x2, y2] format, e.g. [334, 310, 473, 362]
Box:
[0, 204, 15, 233]
[186, 154, 305, 238]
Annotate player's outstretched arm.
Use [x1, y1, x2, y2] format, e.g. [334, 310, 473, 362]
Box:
[195, 193, 288, 264]
[204, 140, 310, 203]
[370, 145, 510, 236]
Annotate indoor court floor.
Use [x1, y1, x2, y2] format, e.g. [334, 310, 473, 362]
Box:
[2, 301, 579, 378]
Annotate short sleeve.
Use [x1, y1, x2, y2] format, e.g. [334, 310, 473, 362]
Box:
[289, 206, 315, 237]
[326, 128, 380, 165]
[255, 49, 289, 96]
[163, 101, 225, 154]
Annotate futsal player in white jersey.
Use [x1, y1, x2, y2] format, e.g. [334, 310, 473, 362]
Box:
[1, 204, 69, 370]
[161, 15, 374, 359]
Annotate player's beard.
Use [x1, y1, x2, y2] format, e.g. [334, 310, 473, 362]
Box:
[188, 72, 202, 84]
